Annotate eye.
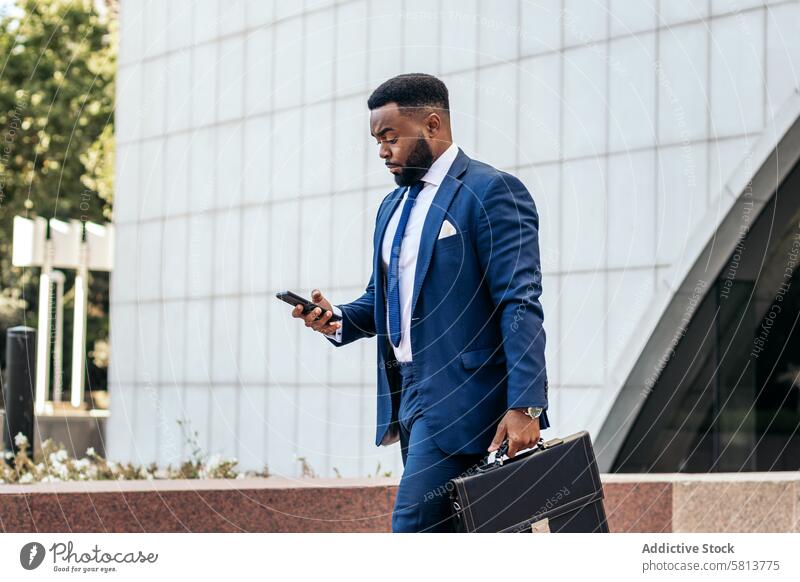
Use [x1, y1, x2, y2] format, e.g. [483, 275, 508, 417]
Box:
[388, 138, 399, 144]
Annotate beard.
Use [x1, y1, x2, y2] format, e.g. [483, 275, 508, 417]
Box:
[393, 134, 434, 186]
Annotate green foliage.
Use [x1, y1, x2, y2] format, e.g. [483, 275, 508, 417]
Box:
[0, 0, 116, 390]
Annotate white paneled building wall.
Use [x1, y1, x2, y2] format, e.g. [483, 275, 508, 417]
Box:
[110, 0, 800, 477]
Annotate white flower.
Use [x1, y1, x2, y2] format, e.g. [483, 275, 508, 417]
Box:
[19, 473, 34, 484]
[206, 454, 221, 471]
[4, 451, 13, 460]
[48, 450, 69, 467]
[14, 433, 28, 447]
[85, 447, 96, 457]
[235, 473, 245, 480]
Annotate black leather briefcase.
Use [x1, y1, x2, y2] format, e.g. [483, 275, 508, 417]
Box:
[448, 431, 609, 533]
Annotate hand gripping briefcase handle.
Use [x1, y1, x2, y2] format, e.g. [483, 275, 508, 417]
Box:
[483, 436, 562, 469]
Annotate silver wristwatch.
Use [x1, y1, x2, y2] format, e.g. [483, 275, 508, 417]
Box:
[518, 406, 543, 420]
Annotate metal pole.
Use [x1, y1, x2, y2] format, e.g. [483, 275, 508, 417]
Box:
[3, 326, 36, 455]
[35, 267, 52, 414]
[35, 234, 54, 414]
[71, 241, 89, 408]
[51, 270, 65, 403]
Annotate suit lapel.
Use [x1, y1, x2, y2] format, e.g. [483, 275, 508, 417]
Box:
[410, 147, 470, 318]
[373, 186, 405, 336]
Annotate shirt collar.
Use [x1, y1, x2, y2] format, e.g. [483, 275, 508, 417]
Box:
[419, 142, 459, 188]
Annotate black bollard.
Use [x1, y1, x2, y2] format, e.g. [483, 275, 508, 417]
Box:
[3, 326, 36, 456]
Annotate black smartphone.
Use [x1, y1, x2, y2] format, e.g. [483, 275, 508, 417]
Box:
[275, 291, 342, 322]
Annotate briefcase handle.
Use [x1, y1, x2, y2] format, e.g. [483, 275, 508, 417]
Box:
[485, 436, 548, 468]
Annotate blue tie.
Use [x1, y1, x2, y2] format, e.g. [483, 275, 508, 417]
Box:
[388, 181, 425, 348]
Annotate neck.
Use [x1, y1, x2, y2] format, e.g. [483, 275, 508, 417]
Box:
[431, 139, 454, 161]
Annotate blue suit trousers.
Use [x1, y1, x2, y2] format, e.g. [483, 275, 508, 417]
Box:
[391, 361, 487, 533]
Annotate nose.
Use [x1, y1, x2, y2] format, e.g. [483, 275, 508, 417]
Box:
[379, 142, 392, 160]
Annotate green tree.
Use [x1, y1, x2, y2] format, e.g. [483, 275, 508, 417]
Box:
[0, 0, 116, 396]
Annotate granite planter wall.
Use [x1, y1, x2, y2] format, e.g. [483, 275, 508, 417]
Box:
[1, 473, 798, 533]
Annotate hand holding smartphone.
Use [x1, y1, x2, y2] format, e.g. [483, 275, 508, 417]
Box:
[276, 290, 342, 336]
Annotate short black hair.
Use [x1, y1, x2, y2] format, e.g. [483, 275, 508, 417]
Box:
[367, 73, 450, 118]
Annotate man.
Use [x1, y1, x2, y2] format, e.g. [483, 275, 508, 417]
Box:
[292, 73, 550, 533]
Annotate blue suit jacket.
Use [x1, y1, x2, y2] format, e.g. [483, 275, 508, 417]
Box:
[329, 147, 550, 455]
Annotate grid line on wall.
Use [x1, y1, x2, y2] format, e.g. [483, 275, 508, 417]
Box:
[556, 0, 565, 395]
[114, 0, 794, 152]
[119, 0, 793, 74]
[115, 129, 761, 230]
[603, 1, 611, 389]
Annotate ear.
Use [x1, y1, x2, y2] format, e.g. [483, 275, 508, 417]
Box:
[424, 111, 442, 137]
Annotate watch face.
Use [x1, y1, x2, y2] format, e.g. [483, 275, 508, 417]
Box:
[528, 407, 543, 418]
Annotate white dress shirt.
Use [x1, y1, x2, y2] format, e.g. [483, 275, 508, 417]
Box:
[327, 142, 460, 362]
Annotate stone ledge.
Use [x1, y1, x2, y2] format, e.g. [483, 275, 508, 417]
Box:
[1, 473, 797, 532]
[0, 476, 400, 494]
[0, 477, 398, 533]
[602, 471, 800, 483]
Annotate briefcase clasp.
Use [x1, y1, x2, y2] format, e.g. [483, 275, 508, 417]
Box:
[540, 437, 564, 449]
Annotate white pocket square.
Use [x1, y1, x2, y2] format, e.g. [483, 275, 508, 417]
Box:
[438, 219, 458, 239]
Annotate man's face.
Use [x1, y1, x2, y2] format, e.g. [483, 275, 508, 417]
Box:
[370, 102, 435, 187]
